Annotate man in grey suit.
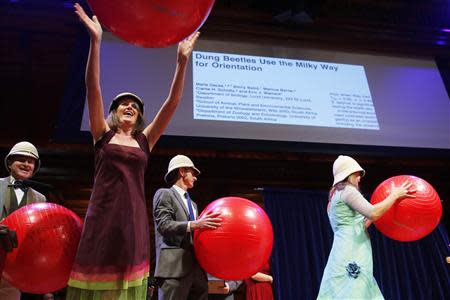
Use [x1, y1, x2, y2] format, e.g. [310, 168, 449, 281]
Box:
[0, 141, 46, 299]
[153, 154, 222, 300]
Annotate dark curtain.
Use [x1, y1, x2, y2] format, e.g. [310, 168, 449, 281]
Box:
[52, 1, 91, 143]
[263, 188, 449, 300]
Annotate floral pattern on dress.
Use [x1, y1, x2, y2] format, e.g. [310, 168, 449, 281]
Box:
[346, 262, 361, 279]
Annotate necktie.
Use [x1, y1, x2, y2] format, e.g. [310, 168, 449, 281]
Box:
[184, 192, 195, 221]
[10, 180, 28, 192]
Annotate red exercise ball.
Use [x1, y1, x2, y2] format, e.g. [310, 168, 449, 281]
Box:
[194, 197, 273, 280]
[87, 0, 215, 47]
[1, 203, 83, 294]
[370, 175, 442, 242]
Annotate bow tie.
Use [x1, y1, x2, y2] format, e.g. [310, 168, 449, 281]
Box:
[8, 180, 28, 192]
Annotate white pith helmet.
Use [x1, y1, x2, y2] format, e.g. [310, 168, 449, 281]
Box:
[4, 141, 41, 174]
[164, 155, 200, 183]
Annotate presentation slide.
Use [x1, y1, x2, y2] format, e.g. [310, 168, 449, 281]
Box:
[79, 33, 450, 150]
[193, 51, 379, 130]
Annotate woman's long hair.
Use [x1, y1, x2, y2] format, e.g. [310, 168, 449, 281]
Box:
[329, 175, 361, 202]
[329, 181, 349, 201]
[106, 107, 146, 137]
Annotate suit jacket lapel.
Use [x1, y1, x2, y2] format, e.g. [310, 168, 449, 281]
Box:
[0, 178, 10, 218]
[170, 186, 190, 220]
[25, 189, 35, 205]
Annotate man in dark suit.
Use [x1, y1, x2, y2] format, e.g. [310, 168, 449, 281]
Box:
[0, 141, 46, 299]
[153, 154, 222, 300]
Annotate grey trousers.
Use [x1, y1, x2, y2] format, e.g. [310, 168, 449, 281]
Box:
[158, 262, 208, 300]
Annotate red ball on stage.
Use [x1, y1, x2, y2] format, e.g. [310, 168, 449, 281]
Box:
[87, 0, 215, 47]
[194, 197, 273, 280]
[370, 175, 442, 242]
[1, 203, 83, 294]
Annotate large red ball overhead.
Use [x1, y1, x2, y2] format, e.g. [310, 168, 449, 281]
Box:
[1, 203, 83, 294]
[370, 175, 442, 242]
[194, 197, 273, 280]
[87, 0, 215, 47]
